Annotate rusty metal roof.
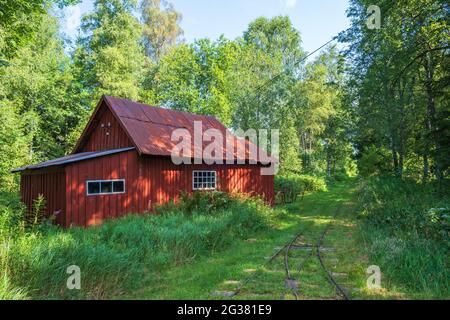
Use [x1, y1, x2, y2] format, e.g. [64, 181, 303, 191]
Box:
[12, 147, 135, 173]
[101, 96, 275, 164]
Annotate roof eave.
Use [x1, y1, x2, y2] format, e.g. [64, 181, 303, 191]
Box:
[11, 147, 135, 173]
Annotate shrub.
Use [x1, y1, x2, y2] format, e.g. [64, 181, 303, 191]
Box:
[357, 176, 450, 245]
[172, 190, 233, 215]
[275, 174, 327, 201]
[357, 146, 392, 177]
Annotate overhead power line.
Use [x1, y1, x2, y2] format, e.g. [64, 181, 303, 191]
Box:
[241, 0, 397, 107]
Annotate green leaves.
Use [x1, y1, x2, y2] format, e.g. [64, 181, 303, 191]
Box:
[74, 0, 147, 103]
[141, 0, 183, 61]
[152, 38, 236, 125]
[0, 14, 84, 188]
[0, 5, 357, 188]
[344, 0, 449, 180]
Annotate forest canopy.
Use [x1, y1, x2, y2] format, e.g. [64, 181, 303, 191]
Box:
[0, 0, 448, 192]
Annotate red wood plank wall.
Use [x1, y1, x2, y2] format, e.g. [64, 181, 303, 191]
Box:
[64, 151, 274, 227]
[80, 104, 133, 152]
[64, 150, 137, 227]
[20, 169, 66, 225]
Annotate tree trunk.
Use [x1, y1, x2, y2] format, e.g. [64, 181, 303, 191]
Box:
[424, 52, 442, 180]
[391, 133, 399, 175]
[398, 80, 406, 178]
[326, 141, 331, 178]
[423, 153, 429, 183]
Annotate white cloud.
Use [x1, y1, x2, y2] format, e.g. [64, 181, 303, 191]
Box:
[284, 0, 298, 8]
[64, 5, 82, 36]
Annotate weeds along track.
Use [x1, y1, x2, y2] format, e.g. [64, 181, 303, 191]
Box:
[316, 207, 349, 300]
[231, 242, 289, 297]
[231, 206, 350, 300]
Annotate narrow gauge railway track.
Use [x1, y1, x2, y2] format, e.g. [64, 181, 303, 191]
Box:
[231, 206, 349, 300]
[316, 208, 350, 300]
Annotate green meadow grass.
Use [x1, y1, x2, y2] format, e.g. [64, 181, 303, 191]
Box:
[124, 179, 376, 300]
[0, 192, 274, 299]
[1, 178, 448, 299]
[124, 178, 449, 300]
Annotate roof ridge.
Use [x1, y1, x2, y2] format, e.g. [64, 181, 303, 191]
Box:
[104, 95, 218, 120]
[118, 114, 189, 130]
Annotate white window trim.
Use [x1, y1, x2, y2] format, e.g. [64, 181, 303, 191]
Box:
[192, 171, 217, 191]
[86, 179, 126, 196]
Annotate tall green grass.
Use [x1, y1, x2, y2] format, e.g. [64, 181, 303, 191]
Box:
[0, 191, 274, 299]
[357, 177, 450, 298]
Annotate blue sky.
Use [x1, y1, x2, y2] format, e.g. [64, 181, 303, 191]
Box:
[61, 0, 350, 55]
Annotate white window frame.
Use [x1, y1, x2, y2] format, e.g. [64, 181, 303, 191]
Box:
[86, 179, 126, 196]
[192, 171, 217, 191]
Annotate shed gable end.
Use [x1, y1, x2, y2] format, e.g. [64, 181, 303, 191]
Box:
[75, 101, 134, 153]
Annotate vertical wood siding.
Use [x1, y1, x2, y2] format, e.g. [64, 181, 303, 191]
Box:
[20, 169, 66, 225]
[64, 151, 274, 227]
[80, 103, 133, 152]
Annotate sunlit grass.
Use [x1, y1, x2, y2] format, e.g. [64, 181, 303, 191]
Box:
[0, 192, 275, 299]
[124, 179, 380, 300]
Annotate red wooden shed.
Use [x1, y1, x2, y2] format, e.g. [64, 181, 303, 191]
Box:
[13, 96, 275, 227]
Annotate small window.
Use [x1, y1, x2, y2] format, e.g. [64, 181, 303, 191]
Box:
[192, 171, 216, 190]
[113, 180, 125, 193]
[101, 181, 112, 193]
[87, 180, 125, 195]
[88, 182, 100, 195]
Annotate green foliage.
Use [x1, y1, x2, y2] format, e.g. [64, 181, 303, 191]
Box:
[243, 16, 303, 73]
[358, 146, 392, 177]
[1, 13, 86, 162]
[1, 9, 354, 184]
[171, 191, 234, 216]
[278, 118, 301, 173]
[357, 176, 450, 297]
[275, 174, 327, 199]
[73, 0, 148, 104]
[31, 194, 46, 228]
[344, 0, 450, 180]
[140, 0, 183, 61]
[0, 0, 78, 60]
[0, 192, 274, 299]
[151, 37, 237, 125]
[0, 104, 30, 191]
[358, 176, 449, 244]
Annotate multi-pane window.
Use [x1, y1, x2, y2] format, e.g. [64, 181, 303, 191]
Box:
[192, 171, 216, 190]
[87, 180, 125, 195]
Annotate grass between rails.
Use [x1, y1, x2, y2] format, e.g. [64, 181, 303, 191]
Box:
[123, 179, 376, 300]
[125, 178, 449, 300]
